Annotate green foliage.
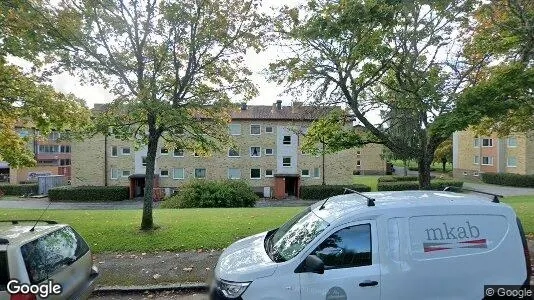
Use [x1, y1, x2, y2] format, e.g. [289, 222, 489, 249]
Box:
[0, 184, 38, 196]
[377, 180, 463, 191]
[299, 184, 371, 200]
[48, 186, 129, 202]
[481, 173, 534, 187]
[433, 138, 453, 163]
[377, 176, 419, 182]
[161, 180, 259, 208]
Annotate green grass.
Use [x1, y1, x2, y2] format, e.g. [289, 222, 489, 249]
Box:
[352, 175, 381, 191]
[502, 196, 534, 238]
[0, 196, 21, 201]
[391, 159, 453, 173]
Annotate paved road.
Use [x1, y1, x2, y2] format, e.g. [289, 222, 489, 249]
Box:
[0, 198, 164, 210]
[463, 182, 534, 196]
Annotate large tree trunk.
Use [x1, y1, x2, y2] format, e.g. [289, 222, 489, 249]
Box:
[441, 158, 447, 173]
[418, 155, 432, 190]
[141, 122, 159, 230]
[403, 159, 408, 176]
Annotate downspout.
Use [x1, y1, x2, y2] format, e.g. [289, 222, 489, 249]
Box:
[104, 134, 108, 186]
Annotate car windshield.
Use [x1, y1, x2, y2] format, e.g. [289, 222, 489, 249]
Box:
[266, 207, 329, 262]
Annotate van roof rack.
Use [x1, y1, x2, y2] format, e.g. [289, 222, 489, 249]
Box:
[443, 186, 502, 203]
[0, 220, 58, 225]
[344, 188, 375, 207]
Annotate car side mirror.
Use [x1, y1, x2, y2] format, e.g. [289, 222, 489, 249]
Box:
[296, 255, 324, 274]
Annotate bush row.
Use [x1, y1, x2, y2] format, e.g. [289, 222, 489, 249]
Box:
[377, 180, 463, 191]
[48, 186, 129, 202]
[162, 180, 258, 208]
[0, 184, 38, 196]
[481, 172, 534, 187]
[377, 176, 419, 182]
[299, 184, 371, 200]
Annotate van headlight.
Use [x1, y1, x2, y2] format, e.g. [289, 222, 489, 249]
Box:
[216, 279, 251, 298]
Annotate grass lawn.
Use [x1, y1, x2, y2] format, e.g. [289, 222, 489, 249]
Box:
[0, 196, 22, 201]
[502, 196, 534, 238]
[391, 159, 453, 173]
[353, 175, 381, 191]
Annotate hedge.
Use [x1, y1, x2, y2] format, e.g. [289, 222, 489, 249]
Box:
[299, 184, 372, 200]
[161, 180, 258, 208]
[481, 172, 534, 187]
[377, 180, 463, 191]
[377, 176, 419, 182]
[0, 184, 38, 196]
[48, 186, 129, 202]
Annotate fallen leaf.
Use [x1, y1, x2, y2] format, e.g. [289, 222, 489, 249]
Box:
[183, 267, 193, 272]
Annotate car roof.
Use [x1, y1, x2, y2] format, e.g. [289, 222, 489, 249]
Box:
[0, 222, 67, 248]
[312, 191, 514, 224]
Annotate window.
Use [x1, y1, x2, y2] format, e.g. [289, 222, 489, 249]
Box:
[482, 138, 493, 147]
[110, 146, 118, 157]
[265, 148, 274, 156]
[121, 147, 131, 155]
[356, 160, 361, 167]
[160, 148, 169, 155]
[313, 167, 320, 178]
[265, 169, 274, 177]
[507, 156, 517, 167]
[482, 156, 493, 165]
[265, 126, 274, 133]
[251, 168, 261, 179]
[173, 168, 185, 179]
[250, 124, 261, 135]
[142, 156, 148, 167]
[282, 157, 291, 167]
[174, 149, 184, 157]
[473, 171, 479, 177]
[473, 138, 480, 147]
[60, 159, 71, 166]
[250, 147, 261, 157]
[111, 168, 119, 179]
[195, 168, 206, 179]
[283, 135, 291, 145]
[473, 155, 480, 164]
[508, 137, 518, 147]
[60, 145, 71, 153]
[229, 124, 241, 135]
[193, 151, 200, 157]
[312, 224, 372, 269]
[160, 170, 169, 177]
[21, 226, 89, 284]
[463, 171, 468, 176]
[228, 148, 240, 157]
[122, 170, 131, 177]
[301, 169, 310, 177]
[356, 150, 361, 155]
[38, 145, 59, 153]
[228, 168, 241, 179]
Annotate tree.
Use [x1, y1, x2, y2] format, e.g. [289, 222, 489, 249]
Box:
[270, 0, 479, 189]
[433, 138, 452, 173]
[26, 0, 266, 230]
[0, 1, 90, 168]
[301, 110, 366, 185]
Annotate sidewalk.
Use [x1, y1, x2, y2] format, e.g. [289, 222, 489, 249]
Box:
[0, 197, 162, 210]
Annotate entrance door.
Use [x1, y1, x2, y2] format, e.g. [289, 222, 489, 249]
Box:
[299, 221, 380, 300]
[285, 177, 297, 196]
[133, 178, 145, 197]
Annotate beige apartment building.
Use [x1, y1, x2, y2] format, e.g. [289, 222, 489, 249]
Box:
[72, 102, 386, 199]
[452, 130, 534, 180]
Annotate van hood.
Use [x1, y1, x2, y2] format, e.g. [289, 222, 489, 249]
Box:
[215, 231, 277, 282]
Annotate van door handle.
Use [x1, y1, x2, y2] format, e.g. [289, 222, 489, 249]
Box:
[359, 280, 378, 287]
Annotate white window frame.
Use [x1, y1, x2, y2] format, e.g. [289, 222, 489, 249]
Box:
[473, 171, 479, 177]
[160, 148, 169, 155]
[173, 168, 185, 179]
[482, 138, 493, 147]
[313, 167, 321, 178]
[265, 126, 274, 133]
[265, 169, 274, 178]
[228, 168, 241, 180]
[473, 155, 480, 165]
[110, 168, 119, 180]
[283, 135, 291, 145]
[356, 160, 361, 167]
[250, 146, 261, 157]
[228, 148, 240, 157]
[481, 156, 493, 166]
[194, 168, 206, 179]
[121, 170, 131, 178]
[282, 157, 292, 167]
[301, 169, 310, 177]
[141, 156, 147, 167]
[229, 124, 241, 135]
[507, 137, 518, 148]
[173, 149, 184, 157]
[265, 148, 274, 156]
[473, 138, 480, 147]
[463, 171, 468, 176]
[507, 156, 517, 167]
[121, 147, 131, 155]
[250, 124, 261, 135]
[160, 169, 169, 177]
[250, 168, 261, 179]
[111, 146, 118, 157]
[356, 150, 361, 156]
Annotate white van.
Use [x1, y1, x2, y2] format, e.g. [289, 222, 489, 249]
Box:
[210, 191, 532, 300]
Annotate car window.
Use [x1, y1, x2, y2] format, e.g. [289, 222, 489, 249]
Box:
[21, 226, 89, 283]
[0, 251, 8, 291]
[312, 224, 372, 269]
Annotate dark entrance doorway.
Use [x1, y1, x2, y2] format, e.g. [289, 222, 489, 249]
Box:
[129, 174, 146, 198]
[285, 176, 298, 196]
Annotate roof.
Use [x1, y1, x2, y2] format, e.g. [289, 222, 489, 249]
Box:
[312, 191, 513, 224]
[0, 222, 66, 246]
[231, 104, 337, 121]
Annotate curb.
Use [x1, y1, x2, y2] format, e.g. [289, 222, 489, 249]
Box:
[95, 282, 209, 294]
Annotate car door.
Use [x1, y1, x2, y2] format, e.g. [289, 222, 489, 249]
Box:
[299, 221, 380, 300]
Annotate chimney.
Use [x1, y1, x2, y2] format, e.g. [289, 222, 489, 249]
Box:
[276, 100, 282, 110]
[241, 102, 247, 110]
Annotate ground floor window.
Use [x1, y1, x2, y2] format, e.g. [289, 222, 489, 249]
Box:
[265, 169, 274, 177]
[250, 168, 261, 179]
[228, 168, 241, 179]
[173, 168, 185, 179]
[313, 167, 320, 178]
[301, 169, 310, 177]
[195, 168, 206, 179]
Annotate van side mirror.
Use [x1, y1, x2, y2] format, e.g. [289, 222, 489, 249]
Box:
[295, 255, 324, 274]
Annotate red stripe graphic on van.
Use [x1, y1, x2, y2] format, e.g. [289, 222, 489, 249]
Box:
[423, 239, 487, 252]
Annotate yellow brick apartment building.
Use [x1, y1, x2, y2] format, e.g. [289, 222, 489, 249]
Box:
[72, 102, 386, 199]
[453, 130, 534, 180]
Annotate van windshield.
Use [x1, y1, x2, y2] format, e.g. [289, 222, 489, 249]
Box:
[266, 207, 329, 262]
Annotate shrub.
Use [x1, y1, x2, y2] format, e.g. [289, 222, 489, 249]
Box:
[161, 180, 259, 208]
[377, 180, 463, 191]
[299, 184, 371, 200]
[481, 172, 534, 187]
[377, 176, 419, 182]
[0, 184, 38, 196]
[48, 186, 129, 202]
